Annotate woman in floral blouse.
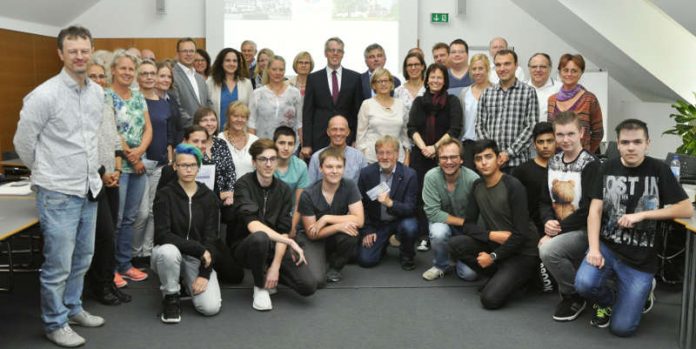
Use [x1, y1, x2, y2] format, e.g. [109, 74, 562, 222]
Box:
[248, 55, 303, 142]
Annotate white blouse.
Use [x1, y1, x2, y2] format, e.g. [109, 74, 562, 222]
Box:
[218, 132, 260, 178]
[355, 98, 411, 163]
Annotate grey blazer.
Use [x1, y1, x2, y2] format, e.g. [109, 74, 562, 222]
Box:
[173, 62, 211, 128]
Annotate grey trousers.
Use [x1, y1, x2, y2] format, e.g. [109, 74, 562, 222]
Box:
[538, 229, 588, 296]
[151, 244, 221, 316]
[296, 232, 358, 289]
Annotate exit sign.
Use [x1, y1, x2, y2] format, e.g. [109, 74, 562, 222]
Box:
[431, 13, 449, 23]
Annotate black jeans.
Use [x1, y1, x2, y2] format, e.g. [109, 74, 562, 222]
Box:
[87, 186, 118, 290]
[233, 232, 316, 296]
[448, 233, 537, 310]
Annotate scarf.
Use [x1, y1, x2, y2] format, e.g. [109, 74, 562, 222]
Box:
[423, 91, 447, 144]
[556, 84, 584, 102]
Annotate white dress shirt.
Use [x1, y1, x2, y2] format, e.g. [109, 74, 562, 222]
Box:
[178, 62, 201, 100]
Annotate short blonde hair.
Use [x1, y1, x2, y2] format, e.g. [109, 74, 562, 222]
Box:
[370, 68, 394, 91]
[110, 49, 139, 84]
[292, 51, 314, 74]
[374, 135, 400, 153]
[224, 101, 250, 132]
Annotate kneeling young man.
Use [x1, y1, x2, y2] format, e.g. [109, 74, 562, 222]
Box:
[229, 138, 314, 311]
[357, 135, 419, 270]
[299, 147, 365, 287]
[152, 144, 222, 324]
[448, 139, 539, 309]
[575, 119, 693, 336]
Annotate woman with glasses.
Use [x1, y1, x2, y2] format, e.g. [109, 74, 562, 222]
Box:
[355, 68, 410, 164]
[394, 52, 426, 116]
[248, 56, 303, 142]
[207, 48, 254, 131]
[288, 51, 314, 96]
[132, 59, 175, 262]
[194, 48, 211, 79]
[547, 54, 604, 153]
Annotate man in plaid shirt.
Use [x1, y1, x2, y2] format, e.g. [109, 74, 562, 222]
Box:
[476, 49, 539, 172]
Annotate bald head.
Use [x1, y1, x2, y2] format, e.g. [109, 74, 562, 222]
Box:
[141, 49, 156, 61]
[327, 115, 350, 147]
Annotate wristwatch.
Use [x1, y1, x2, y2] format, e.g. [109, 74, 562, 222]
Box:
[490, 252, 497, 261]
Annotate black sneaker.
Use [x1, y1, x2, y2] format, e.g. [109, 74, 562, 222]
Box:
[553, 294, 586, 322]
[160, 294, 181, 324]
[400, 256, 416, 271]
[111, 284, 132, 303]
[326, 268, 343, 283]
[590, 304, 612, 328]
[643, 278, 657, 314]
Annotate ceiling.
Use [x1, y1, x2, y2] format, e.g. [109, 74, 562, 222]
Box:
[652, 0, 696, 37]
[0, 0, 100, 26]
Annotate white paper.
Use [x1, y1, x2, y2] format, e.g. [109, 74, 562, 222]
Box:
[196, 164, 216, 191]
[367, 182, 390, 201]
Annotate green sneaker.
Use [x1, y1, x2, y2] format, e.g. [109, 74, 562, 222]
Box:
[590, 304, 612, 328]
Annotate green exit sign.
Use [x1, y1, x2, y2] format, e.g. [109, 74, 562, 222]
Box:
[431, 13, 449, 23]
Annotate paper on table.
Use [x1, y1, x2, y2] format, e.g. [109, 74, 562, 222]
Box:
[367, 182, 390, 201]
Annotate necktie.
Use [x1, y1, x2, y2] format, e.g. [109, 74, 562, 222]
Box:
[331, 70, 339, 103]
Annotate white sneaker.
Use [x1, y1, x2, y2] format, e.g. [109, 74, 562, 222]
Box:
[253, 286, 272, 311]
[45, 325, 85, 348]
[416, 239, 430, 252]
[68, 310, 105, 328]
[643, 278, 657, 314]
[422, 266, 445, 281]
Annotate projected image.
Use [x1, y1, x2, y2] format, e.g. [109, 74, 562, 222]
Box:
[225, 0, 292, 20]
[333, 0, 398, 20]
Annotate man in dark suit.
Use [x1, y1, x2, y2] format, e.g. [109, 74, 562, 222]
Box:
[357, 136, 419, 270]
[360, 43, 401, 101]
[172, 38, 211, 128]
[302, 37, 363, 159]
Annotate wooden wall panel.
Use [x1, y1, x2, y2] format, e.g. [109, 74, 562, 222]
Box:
[94, 38, 206, 62]
[0, 29, 61, 153]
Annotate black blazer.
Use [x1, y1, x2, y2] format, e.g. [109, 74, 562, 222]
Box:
[302, 67, 363, 150]
[360, 71, 401, 101]
[357, 162, 418, 235]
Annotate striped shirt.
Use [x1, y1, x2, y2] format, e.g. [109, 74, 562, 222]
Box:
[476, 79, 539, 167]
[14, 68, 104, 197]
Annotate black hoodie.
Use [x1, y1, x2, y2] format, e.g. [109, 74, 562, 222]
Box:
[154, 180, 220, 279]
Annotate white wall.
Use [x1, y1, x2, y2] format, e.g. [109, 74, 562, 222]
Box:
[614, 102, 681, 159]
[0, 16, 59, 36]
[72, 0, 205, 38]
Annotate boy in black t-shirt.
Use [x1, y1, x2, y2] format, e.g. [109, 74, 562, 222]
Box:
[575, 119, 693, 337]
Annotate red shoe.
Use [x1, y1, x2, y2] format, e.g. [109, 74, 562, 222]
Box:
[114, 272, 128, 288]
[121, 267, 148, 282]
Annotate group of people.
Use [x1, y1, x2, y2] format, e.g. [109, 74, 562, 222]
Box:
[12, 25, 693, 348]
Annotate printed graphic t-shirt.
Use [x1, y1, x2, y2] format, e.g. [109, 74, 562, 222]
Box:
[591, 156, 687, 273]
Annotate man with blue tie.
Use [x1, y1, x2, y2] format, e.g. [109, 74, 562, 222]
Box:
[357, 136, 419, 270]
[302, 37, 363, 159]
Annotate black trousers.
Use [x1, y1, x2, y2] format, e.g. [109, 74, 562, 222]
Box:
[410, 149, 438, 238]
[87, 186, 118, 290]
[448, 232, 537, 310]
[296, 232, 358, 289]
[233, 232, 316, 296]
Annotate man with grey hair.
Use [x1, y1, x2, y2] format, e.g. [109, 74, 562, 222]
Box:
[14, 25, 106, 347]
[488, 37, 526, 84]
[241, 40, 257, 84]
[302, 37, 363, 158]
[360, 43, 401, 100]
[524, 53, 558, 121]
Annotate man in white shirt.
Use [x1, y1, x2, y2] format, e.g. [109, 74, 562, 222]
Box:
[172, 38, 211, 128]
[488, 37, 526, 84]
[14, 25, 105, 348]
[525, 53, 559, 122]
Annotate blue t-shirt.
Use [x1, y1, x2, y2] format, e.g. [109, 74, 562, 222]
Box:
[274, 155, 310, 211]
[447, 69, 473, 96]
[219, 83, 239, 130]
[145, 98, 171, 165]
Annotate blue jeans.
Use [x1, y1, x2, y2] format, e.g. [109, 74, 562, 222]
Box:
[116, 172, 147, 272]
[429, 223, 464, 271]
[575, 242, 654, 337]
[357, 217, 418, 267]
[37, 187, 97, 332]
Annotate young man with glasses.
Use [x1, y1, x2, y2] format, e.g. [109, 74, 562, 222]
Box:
[448, 139, 539, 309]
[228, 139, 314, 311]
[421, 139, 479, 280]
[151, 144, 222, 323]
[447, 39, 473, 96]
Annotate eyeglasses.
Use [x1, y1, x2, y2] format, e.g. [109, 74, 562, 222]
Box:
[139, 72, 156, 77]
[528, 65, 548, 70]
[194, 59, 207, 63]
[297, 61, 311, 65]
[326, 48, 344, 54]
[439, 155, 461, 162]
[177, 163, 199, 170]
[256, 156, 277, 164]
[374, 79, 391, 85]
[406, 63, 422, 68]
[178, 49, 196, 54]
[88, 74, 106, 80]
